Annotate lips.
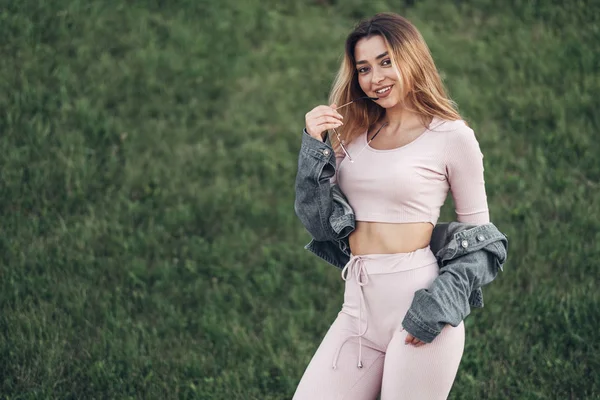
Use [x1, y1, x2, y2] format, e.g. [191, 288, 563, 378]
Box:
[374, 85, 393, 98]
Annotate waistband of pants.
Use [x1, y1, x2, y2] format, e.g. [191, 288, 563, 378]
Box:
[333, 246, 437, 370]
[347, 246, 438, 275]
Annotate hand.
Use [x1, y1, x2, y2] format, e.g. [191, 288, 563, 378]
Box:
[405, 332, 427, 347]
[305, 104, 344, 141]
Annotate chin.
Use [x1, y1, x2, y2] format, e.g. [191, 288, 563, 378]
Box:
[376, 97, 401, 109]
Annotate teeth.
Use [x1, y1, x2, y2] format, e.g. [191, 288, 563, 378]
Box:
[376, 86, 392, 94]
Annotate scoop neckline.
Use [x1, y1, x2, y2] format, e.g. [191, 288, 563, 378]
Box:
[363, 116, 441, 153]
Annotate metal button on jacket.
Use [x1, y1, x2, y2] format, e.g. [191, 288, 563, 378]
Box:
[323, 149, 330, 156]
[477, 234, 485, 242]
[461, 240, 469, 248]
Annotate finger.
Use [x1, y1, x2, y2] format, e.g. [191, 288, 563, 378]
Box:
[411, 337, 421, 346]
[310, 111, 344, 122]
[306, 123, 342, 137]
[312, 105, 338, 113]
[313, 123, 344, 133]
[313, 116, 344, 126]
[308, 119, 343, 131]
[405, 334, 413, 345]
[310, 106, 344, 120]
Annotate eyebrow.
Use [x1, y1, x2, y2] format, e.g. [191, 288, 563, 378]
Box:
[356, 51, 389, 65]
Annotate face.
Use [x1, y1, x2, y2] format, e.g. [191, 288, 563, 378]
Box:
[354, 35, 406, 108]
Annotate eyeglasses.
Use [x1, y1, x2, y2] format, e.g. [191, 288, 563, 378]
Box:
[331, 96, 386, 163]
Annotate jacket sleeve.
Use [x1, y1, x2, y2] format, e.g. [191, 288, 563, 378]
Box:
[401, 225, 508, 343]
[294, 130, 339, 242]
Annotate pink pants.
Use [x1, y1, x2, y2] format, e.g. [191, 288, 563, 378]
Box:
[293, 247, 465, 400]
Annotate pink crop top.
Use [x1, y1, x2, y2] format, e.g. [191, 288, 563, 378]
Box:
[333, 117, 489, 225]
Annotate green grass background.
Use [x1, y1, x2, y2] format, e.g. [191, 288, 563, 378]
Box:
[1, 0, 598, 398]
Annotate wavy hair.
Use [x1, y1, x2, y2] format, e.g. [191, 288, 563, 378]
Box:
[329, 13, 462, 149]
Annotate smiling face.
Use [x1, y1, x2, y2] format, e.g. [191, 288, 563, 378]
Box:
[354, 35, 408, 109]
[329, 13, 461, 144]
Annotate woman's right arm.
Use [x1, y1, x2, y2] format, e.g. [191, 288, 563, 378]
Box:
[293, 105, 344, 241]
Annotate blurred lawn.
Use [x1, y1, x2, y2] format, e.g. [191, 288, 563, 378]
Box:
[1, 0, 599, 399]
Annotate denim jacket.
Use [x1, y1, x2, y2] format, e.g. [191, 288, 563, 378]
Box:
[294, 130, 508, 343]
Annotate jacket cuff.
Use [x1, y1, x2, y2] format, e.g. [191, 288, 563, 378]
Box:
[402, 310, 442, 343]
[438, 222, 508, 265]
[301, 129, 336, 161]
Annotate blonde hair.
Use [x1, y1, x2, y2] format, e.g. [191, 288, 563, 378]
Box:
[329, 13, 462, 149]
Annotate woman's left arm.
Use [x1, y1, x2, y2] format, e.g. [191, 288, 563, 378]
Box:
[445, 124, 490, 224]
[403, 123, 501, 345]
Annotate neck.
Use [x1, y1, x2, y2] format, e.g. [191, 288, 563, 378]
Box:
[382, 102, 421, 131]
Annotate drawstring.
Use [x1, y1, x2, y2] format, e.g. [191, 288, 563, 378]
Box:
[332, 256, 370, 370]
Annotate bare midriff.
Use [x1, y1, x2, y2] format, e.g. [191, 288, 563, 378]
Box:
[349, 221, 434, 255]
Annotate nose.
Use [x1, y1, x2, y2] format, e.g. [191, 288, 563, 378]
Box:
[371, 67, 385, 85]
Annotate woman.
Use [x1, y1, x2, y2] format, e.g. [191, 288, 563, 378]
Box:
[293, 13, 490, 399]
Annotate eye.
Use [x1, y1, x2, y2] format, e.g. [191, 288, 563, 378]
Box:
[357, 66, 370, 74]
[381, 58, 392, 67]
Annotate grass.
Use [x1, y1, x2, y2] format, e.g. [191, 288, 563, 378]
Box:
[0, 0, 599, 398]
